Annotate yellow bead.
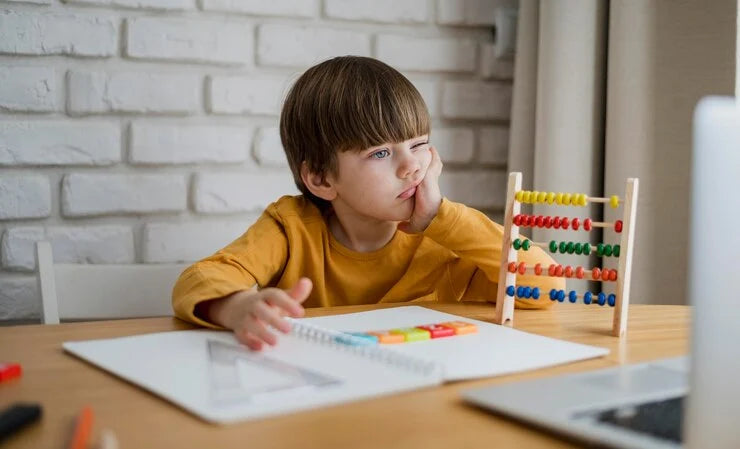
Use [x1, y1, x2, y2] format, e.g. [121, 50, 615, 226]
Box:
[531, 191, 539, 203]
[579, 194, 588, 206]
[555, 192, 563, 205]
[537, 191, 547, 203]
[546, 192, 555, 204]
[515, 191, 524, 202]
[610, 195, 619, 208]
[563, 193, 572, 205]
[522, 191, 531, 203]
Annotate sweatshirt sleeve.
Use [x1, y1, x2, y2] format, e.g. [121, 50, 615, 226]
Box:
[171, 207, 289, 327]
[422, 198, 564, 309]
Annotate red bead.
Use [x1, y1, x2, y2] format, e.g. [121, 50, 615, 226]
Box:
[513, 214, 522, 226]
[548, 264, 557, 276]
[609, 269, 618, 281]
[584, 218, 592, 231]
[555, 265, 564, 277]
[575, 266, 584, 279]
[544, 216, 552, 228]
[526, 215, 535, 226]
[564, 266, 574, 278]
[553, 217, 562, 228]
[561, 217, 570, 229]
[572, 218, 580, 230]
[591, 267, 601, 280]
[615, 220, 623, 233]
[534, 263, 542, 275]
[508, 262, 517, 273]
[518, 262, 526, 274]
[601, 269, 610, 281]
[535, 215, 544, 227]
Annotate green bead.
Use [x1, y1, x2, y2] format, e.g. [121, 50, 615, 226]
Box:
[574, 243, 583, 255]
[613, 245, 621, 257]
[566, 241, 575, 254]
[583, 243, 591, 255]
[596, 243, 604, 256]
[559, 241, 567, 253]
[513, 238, 522, 250]
[604, 244, 613, 257]
[522, 239, 531, 251]
[549, 240, 558, 253]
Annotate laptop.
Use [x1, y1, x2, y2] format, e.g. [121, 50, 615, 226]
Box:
[462, 96, 740, 449]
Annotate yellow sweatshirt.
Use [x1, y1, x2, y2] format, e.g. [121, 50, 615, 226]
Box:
[172, 196, 565, 328]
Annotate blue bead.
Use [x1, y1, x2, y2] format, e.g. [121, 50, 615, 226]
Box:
[517, 286, 525, 298]
[584, 291, 592, 305]
[532, 287, 540, 299]
[506, 285, 515, 297]
[608, 294, 616, 307]
[550, 289, 557, 300]
[523, 286, 532, 298]
[557, 290, 565, 302]
[598, 293, 606, 306]
[569, 290, 577, 303]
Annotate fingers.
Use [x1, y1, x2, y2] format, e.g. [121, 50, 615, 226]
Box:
[287, 277, 312, 304]
[428, 146, 443, 176]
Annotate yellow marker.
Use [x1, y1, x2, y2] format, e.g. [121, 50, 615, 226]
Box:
[390, 328, 431, 342]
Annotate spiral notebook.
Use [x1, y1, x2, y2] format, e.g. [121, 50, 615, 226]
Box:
[62, 306, 608, 423]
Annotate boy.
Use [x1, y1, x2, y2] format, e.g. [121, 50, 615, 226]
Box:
[172, 56, 563, 350]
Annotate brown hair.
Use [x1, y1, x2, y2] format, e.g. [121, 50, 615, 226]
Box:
[279, 56, 430, 211]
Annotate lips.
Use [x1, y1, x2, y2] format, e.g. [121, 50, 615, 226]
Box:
[398, 186, 417, 199]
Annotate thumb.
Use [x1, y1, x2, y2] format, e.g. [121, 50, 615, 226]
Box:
[287, 277, 312, 303]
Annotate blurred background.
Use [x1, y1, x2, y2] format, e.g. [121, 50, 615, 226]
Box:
[0, 0, 736, 322]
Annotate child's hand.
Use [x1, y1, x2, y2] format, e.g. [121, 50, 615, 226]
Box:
[220, 278, 312, 351]
[398, 146, 443, 233]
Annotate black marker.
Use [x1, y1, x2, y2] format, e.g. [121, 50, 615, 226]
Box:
[0, 403, 42, 442]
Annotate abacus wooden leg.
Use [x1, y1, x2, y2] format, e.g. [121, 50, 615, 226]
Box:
[612, 178, 638, 337]
[495, 172, 522, 326]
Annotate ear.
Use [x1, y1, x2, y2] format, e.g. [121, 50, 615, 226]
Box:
[300, 161, 337, 201]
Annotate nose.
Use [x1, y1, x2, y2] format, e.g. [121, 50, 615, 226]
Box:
[396, 150, 421, 179]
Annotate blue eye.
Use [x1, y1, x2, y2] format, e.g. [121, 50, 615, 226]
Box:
[371, 149, 390, 159]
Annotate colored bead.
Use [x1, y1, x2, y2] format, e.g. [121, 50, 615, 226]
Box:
[557, 290, 565, 302]
[566, 241, 575, 254]
[513, 214, 522, 226]
[555, 192, 563, 205]
[610, 195, 619, 208]
[518, 262, 526, 274]
[584, 218, 592, 231]
[608, 294, 616, 307]
[583, 243, 591, 255]
[563, 193, 572, 205]
[559, 241, 567, 253]
[613, 245, 621, 257]
[597, 293, 606, 306]
[569, 290, 578, 303]
[555, 265, 564, 277]
[584, 291, 592, 305]
[535, 215, 544, 227]
[526, 215, 535, 226]
[546, 192, 555, 204]
[553, 217, 562, 228]
[544, 216, 552, 228]
[549, 240, 558, 253]
[508, 262, 517, 273]
[576, 266, 584, 279]
[609, 269, 618, 281]
[522, 191, 531, 203]
[517, 286, 525, 297]
[564, 266, 574, 278]
[523, 287, 532, 298]
[534, 263, 542, 275]
[532, 287, 540, 299]
[506, 286, 515, 297]
[614, 220, 623, 233]
[572, 218, 580, 230]
[515, 191, 524, 202]
[574, 243, 583, 255]
[604, 244, 613, 257]
[548, 264, 557, 276]
[549, 289, 557, 300]
[596, 243, 604, 256]
[537, 191, 547, 203]
[531, 191, 540, 203]
[512, 238, 521, 250]
[522, 239, 531, 251]
[578, 194, 588, 206]
[592, 267, 601, 280]
[561, 217, 570, 229]
[601, 269, 610, 281]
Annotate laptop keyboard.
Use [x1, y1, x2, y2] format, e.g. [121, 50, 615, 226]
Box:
[593, 396, 685, 443]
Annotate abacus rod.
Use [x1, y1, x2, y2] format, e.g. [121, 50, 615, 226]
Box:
[523, 240, 621, 250]
[506, 266, 618, 281]
[587, 196, 623, 203]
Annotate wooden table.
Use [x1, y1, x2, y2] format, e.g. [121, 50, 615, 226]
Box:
[0, 303, 689, 449]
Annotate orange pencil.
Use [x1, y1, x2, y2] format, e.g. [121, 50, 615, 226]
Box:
[69, 406, 94, 449]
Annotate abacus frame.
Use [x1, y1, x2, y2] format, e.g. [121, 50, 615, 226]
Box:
[493, 172, 639, 337]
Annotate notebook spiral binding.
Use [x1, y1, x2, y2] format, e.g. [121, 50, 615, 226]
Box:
[285, 318, 443, 378]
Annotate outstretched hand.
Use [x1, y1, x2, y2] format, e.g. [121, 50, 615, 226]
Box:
[398, 146, 443, 234]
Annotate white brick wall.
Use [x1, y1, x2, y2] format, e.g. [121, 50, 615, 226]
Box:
[0, 0, 516, 321]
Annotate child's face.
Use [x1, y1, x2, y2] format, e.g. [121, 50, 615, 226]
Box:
[329, 135, 432, 222]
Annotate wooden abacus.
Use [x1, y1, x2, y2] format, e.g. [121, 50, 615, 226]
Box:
[494, 172, 639, 337]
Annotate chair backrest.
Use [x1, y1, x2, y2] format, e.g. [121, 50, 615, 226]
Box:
[35, 241, 188, 324]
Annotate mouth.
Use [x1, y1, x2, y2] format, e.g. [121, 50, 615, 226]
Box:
[398, 184, 418, 199]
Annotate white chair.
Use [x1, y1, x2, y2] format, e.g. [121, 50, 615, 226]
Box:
[35, 241, 188, 324]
